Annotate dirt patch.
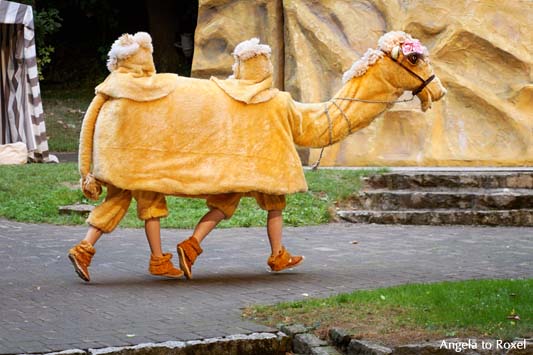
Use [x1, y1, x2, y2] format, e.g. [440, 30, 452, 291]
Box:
[245, 305, 486, 347]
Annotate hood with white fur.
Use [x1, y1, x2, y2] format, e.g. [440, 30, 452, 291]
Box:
[107, 32, 155, 76]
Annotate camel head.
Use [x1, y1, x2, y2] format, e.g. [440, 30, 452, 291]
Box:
[343, 31, 447, 111]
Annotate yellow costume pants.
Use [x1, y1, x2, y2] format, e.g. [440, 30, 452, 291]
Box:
[87, 184, 168, 233]
[206, 192, 286, 219]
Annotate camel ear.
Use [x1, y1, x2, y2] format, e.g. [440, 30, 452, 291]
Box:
[391, 46, 400, 60]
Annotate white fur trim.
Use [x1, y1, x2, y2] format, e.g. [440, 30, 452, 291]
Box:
[391, 46, 400, 59]
[342, 30, 429, 83]
[377, 31, 413, 52]
[342, 48, 384, 83]
[106, 32, 153, 72]
[133, 32, 153, 52]
[231, 61, 238, 75]
[232, 38, 271, 61]
[378, 30, 428, 56]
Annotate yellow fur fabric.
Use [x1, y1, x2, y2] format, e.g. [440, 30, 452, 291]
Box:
[211, 76, 278, 104]
[88, 75, 308, 196]
[95, 72, 178, 101]
[80, 51, 446, 197]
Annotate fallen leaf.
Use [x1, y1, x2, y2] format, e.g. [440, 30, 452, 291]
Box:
[350, 241, 358, 244]
[507, 308, 520, 321]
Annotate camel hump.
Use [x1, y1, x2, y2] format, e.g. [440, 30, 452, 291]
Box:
[210, 76, 279, 104]
[95, 72, 179, 102]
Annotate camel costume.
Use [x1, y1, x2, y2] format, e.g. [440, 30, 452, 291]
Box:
[177, 38, 303, 278]
[79, 32, 175, 232]
[69, 33, 183, 281]
[206, 38, 287, 219]
[81, 31, 445, 200]
[74, 30, 446, 278]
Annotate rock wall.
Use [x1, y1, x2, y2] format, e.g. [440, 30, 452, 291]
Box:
[192, 0, 532, 167]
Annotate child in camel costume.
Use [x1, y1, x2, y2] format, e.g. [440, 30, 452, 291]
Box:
[68, 31, 446, 281]
[177, 39, 303, 279]
[68, 32, 182, 282]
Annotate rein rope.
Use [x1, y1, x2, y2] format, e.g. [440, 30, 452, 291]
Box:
[311, 57, 435, 170]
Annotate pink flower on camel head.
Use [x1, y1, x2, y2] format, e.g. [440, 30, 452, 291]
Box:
[402, 40, 425, 55]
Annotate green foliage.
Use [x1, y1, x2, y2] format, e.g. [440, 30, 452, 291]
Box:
[33, 7, 62, 42]
[18, 2, 63, 79]
[0, 163, 383, 228]
[34, 7, 62, 79]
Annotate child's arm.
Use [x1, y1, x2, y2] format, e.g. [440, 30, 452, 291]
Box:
[78, 93, 107, 200]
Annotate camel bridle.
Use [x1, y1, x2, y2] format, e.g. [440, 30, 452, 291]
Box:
[312, 53, 435, 169]
[390, 55, 435, 96]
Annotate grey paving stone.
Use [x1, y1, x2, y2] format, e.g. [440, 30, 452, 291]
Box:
[329, 327, 352, 348]
[348, 339, 392, 355]
[279, 324, 310, 337]
[311, 345, 344, 355]
[294, 334, 328, 354]
[0, 219, 531, 354]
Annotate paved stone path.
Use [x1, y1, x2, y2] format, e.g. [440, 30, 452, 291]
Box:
[0, 219, 531, 354]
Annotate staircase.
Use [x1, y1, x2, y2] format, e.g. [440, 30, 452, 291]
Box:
[337, 170, 533, 226]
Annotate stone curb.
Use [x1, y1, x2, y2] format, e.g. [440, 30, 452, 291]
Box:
[277, 325, 533, 355]
[17, 332, 289, 355]
[325, 327, 533, 355]
[278, 324, 343, 355]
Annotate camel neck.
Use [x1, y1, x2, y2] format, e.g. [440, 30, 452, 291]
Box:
[290, 60, 405, 149]
[327, 64, 402, 136]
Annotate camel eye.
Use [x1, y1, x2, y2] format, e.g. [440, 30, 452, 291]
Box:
[407, 53, 419, 64]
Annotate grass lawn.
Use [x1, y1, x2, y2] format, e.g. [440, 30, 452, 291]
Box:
[244, 279, 533, 346]
[0, 162, 385, 228]
[41, 85, 96, 152]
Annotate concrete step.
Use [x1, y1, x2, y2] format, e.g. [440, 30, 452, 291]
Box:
[363, 172, 533, 190]
[345, 189, 533, 210]
[337, 209, 533, 226]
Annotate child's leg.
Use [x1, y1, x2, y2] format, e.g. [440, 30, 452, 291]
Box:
[83, 225, 103, 246]
[252, 193, 286, 254]
[191, 208, 225, 244]
[253, 193, 304, 272]
[267, 210, 283, 256]
[134, 191, 183, 278]
[177, 193, 241, 279]
[176, 209, 224, 280]
[192, 192, 242, 243]
[134, 190, 168, 254]
[266, 211, 304, 271]
[145, 217, 163, 257]
[69, 185, 132, 282]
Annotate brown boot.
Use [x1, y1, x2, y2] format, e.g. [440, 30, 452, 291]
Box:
[68, 240, 95, 282]
[177, 236, 203, 280]
[149, 253, 184, 278]
[267, 246, 304, 272]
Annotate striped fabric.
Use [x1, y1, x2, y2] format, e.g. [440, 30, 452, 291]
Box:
[0, 0, 51, 162]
